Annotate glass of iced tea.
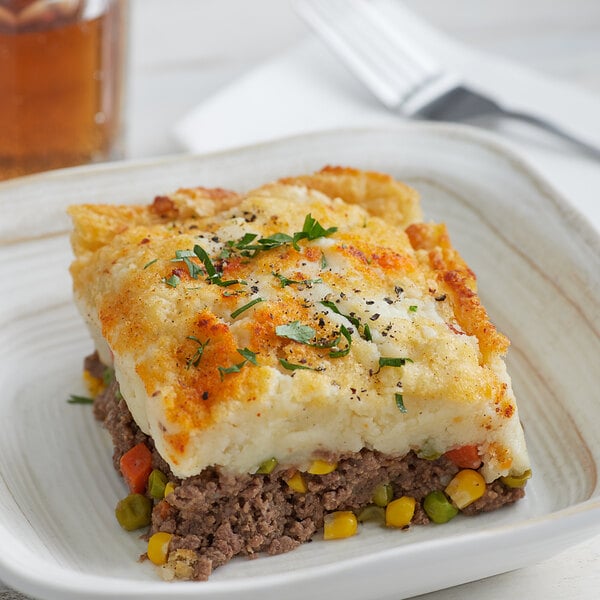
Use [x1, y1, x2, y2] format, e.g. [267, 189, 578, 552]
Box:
[0, 0, 127, 180]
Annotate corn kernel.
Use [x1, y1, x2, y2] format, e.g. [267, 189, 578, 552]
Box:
[445, 469, 486, 509]
[286, 471, 308, 493]
[307, 459, 337, 475]
[385, 496, 416, 528]
[323, 511, 358, 540]
[147, 532, 173, 566]
[83, 369, 105, 397]
[163, 482, 176, 498]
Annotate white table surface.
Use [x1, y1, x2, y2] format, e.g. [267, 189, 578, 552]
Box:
[2, 1, 599, 598]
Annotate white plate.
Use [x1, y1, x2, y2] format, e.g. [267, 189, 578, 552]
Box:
[0, 124, 599, 600]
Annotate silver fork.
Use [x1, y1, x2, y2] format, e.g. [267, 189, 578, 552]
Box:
[295, 0, 600, 160]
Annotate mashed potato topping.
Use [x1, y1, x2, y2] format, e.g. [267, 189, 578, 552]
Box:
[69, 167, 529, 482]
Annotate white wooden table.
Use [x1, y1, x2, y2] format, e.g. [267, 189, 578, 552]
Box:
[2, 1, 599, 598]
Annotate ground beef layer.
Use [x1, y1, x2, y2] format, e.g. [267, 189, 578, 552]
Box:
[88, 354, 525, 581]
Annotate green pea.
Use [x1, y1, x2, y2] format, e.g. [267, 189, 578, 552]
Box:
[147, 469, 168, 499]
[357, 505, 386, 523]
[372, 483, 393, 507]
[423, 490, 458, 524]
[255, 457, 278, 474]
[115, 493, 152, 531]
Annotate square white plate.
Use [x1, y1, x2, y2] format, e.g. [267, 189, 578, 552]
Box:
[0, 124, 599, 600]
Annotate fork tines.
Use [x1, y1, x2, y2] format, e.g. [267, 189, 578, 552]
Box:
[295, 0, 444, 108]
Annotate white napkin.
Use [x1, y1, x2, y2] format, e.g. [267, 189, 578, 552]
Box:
[174, 6, 600, 231]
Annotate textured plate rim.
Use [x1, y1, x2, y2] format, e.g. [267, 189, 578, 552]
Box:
[0, 122, 599, 599]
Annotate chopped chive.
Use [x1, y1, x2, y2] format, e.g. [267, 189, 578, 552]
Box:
[192, 243, 245, 287]
[409, 305, 418, 312]
[143, 258, 158, 269]
[67, 394, 94, 405]
[272, 272, 322, 288]
[193, 244, 216, 278]
[172, 250, 196, 259]
[395, 393, 407, 413]
[320, 300, 374, 341]
[329, 324, 352, 358]
[320, 300, 361, 329]
[378, 357, 413, 368]
[214, 278, 246, 287]
[363, 323, 372, 341]
[182, 257, 202, 279]
[278, 358, 317, 371]
[231, 297, 264, 319]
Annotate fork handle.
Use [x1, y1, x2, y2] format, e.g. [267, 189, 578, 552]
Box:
[499, 108, 600, 160]
[416, 85, 600, 160]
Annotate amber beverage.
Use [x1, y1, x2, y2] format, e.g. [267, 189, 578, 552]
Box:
[0, 0, 127, 180]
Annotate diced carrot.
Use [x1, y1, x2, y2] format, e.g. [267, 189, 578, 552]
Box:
[444, 444, 482, 469]
[120, 442, 153, 494]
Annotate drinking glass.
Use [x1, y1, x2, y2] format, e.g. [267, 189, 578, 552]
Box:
[0, 0, 128, 180]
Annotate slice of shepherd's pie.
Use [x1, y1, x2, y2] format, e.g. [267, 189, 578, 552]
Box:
[68, 166, 530, 581]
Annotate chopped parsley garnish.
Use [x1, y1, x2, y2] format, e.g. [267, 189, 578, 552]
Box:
[378, 357, 413, 369]
[222, 214, 337, 259]
[218, 347, 258, 380]
[162, 274, 180, 288]
[275, 320, 351, 358]
[67, 394, 94, 405]
[227, 232, 259, 254]
[218, 362, 245, 379]
[257, 232, 295, 250]
[395, 393, 407, 413]
[291, 213, 338, 250]
[186, 336, 210, 369]
[224, 232, 292, 257]
[275, 321, 316, 344]
[231, 297, 264, 319]
[409, 305, 418, 312]
[237, 347, 259, 365]
[273, 272, 322, 288]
